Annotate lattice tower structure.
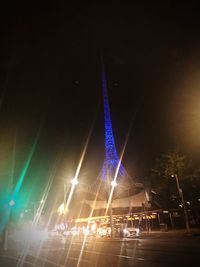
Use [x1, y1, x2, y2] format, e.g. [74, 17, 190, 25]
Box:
[86, 61, 143, 201]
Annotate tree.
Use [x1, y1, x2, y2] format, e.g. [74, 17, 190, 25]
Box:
[150, 149, 200, 208]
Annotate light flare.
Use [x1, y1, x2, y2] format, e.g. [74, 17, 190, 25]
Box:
[13, 127, 42, 198]
[64, 122, 93, 211]
[76, 181, 101, 267]
[16, 153, 60, 267]
[105, 117, 133, 215]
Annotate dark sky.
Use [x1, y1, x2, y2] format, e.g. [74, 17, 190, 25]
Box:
[1, 1, 200, 202]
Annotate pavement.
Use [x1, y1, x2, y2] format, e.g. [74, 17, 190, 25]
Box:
[1, 227, 200, 248]
[0, 229, 200, 267]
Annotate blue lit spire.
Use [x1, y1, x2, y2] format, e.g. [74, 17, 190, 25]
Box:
[77, 58, 143, 200]
[100, 59, 125, 181]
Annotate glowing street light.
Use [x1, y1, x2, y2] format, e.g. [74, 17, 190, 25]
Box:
[111, 180, 117, 188]
[58, 203, 68, 215]
[71, 177, 79, 186]
[9, 199, 15, 207]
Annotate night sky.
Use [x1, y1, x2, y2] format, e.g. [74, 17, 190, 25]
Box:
[1, 2, 200, 204]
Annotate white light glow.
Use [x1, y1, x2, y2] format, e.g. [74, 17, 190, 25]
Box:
[71, 178, 79, 185]
[57, 203, 68, 215]
[163, 210, 169, 213]
[111, 180, 117, 187]
[12, 227, 49, 244]
[9, 200, 15, 206]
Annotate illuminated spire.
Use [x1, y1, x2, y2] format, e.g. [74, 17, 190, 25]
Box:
[100, 58, 125, 181]
[78, 57, 143, 201]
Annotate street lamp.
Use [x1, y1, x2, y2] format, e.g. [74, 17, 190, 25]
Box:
[9, 199, 15, 207]
[111, 180, 117, 188]
[71, 177, 79, 186]
[171, 174, 190, 232]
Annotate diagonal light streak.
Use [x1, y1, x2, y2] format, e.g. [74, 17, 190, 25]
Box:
[13, 125, 42, 198]
[32, 149, 61, 226]
[32, 167, 60, 267]
[63, 180, 102, 267]
[76, 181, 102, 267]
[32, 175, 52, 226]
[16, 152, 61, 267]
[105, 117, 134, 215]
[65, 119, 94, 211]
[1, 123, 43, 232]
[64, 182, 102, 266]
[64, 98, 100, 213]
[16, 185, 49, 267]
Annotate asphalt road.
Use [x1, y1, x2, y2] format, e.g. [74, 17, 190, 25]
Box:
[0, 234, 200, 267]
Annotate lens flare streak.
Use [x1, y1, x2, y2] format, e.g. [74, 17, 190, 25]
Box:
[16, 153, 60, 267]
[13, 127, 42, 198]
[76, 182, 101, 267]
[65, 123, 93, 211]
[105, 119, 133, 215]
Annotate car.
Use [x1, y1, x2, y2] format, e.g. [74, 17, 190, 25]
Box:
[122, 227, 140, 238]
[97, 226, 111, 237]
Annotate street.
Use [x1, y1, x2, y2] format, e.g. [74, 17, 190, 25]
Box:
[0, 233, 200, 267]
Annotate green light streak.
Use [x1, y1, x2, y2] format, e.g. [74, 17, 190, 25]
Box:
[13, 128, 41, 198]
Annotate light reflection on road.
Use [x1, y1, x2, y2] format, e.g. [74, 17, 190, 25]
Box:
[2, 234, 200, 267]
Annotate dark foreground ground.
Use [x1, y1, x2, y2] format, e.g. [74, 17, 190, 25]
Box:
[0, 230, 200, 267]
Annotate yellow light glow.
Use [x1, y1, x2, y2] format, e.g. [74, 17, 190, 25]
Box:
[57, 203, 68, 215]
[111, 180, 117, 187]
[71, 178, 79, 185]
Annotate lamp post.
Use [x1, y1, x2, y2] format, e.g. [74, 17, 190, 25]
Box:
[171, 174, 190, 232]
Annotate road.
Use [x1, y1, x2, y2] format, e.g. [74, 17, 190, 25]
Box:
[0, 234, 200, 266]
